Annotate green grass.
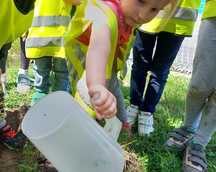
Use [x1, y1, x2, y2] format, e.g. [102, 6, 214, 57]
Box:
[3, 42, 216, 171]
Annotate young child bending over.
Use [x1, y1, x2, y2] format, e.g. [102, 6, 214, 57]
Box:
[65, 0, 178, 127]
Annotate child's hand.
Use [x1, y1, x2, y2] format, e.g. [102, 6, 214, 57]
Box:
[88, 85, 117, 120]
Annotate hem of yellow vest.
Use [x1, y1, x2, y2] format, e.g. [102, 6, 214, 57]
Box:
[202, 16, 216, 20]
[137, 30, 192, 37]
[26, 56, 66, 59]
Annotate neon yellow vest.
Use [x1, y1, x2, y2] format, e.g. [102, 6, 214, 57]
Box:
[140, 0, 201, 36]
[0, 0, 33, 48]
[202, 0, 216, 19]
[64, 0, 134, 116]
[65, 0, 134, 95]
[26, 0, 71, 59]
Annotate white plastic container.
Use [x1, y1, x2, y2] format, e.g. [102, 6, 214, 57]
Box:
[22, 91, 124, 172]
[104, 117, 122, 142]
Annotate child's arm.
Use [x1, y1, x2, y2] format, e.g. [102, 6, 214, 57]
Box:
[86, 21, 117, 120]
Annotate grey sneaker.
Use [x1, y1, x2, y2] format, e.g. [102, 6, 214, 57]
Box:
[16, 74, 32, 94]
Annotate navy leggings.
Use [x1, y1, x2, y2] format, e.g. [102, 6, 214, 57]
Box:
[130, 31, 184, 113]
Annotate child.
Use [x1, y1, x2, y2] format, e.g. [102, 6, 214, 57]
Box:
[0, 0, 35, 150]
[25, 0, 75, 105]
[127, 0, 201, 136]
[64, 0, 178, 124]
[165, 2, 216, 172]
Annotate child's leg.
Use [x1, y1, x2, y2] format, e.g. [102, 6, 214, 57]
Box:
[17, 38, 32, 94]
[0, 43, 11, 95]
[165, 19, 216, 154]
[130, 31, 156, 108]
[0, 82, 6, 128]
[0, 44, 7, 122]
[0, 81, 6, 130]
[128, 31, 156, 128]
[141, 32, 184, 114]
[184, 19, 216, 132]
[52, 58, 70, 92]
[107, 72, 127, 123]
[182, 93, 216, 172]
[32, 57, 52, 104]
[19, 37, 30, 71]
[0, 42, 11, 74]
[182, 91, 215, 171]
[192, 91, 216, 147]
[138, 32, 184, 136]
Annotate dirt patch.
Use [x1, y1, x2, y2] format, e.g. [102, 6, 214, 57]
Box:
[5, 105, 29, 131]
[0, 144, 21, 172]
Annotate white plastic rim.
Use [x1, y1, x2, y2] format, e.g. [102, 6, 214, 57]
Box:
[21, 91, 74, 140]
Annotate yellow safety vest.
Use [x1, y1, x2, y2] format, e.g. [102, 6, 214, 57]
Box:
[65, 0, 134, 95]
[202, 0, 216, 19]
[64, 0, 134, 116]
[0, 0, 34, 48]
[26, 0, 72, 59]
[140, 0, 201, 36]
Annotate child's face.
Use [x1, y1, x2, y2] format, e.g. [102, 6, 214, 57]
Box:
[64, 0, 82, 5]
[120, 0, 170, 27]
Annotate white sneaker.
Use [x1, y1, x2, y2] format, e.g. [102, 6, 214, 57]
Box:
[127, 104, 139, 126]
[138, 111, 154, 136]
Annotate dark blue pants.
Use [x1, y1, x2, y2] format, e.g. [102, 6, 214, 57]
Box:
[20, 37, 30, 70]
[130, 31, 184, 113]
[0, 42, 11, 73]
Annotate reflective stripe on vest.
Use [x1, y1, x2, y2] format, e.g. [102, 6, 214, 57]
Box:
[140, 0, 201, 36]
[26, 37, 64, 48]
[173, 7, 198, 21]
[26, 0, 71, 58]
[32, 16, 71, 27]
